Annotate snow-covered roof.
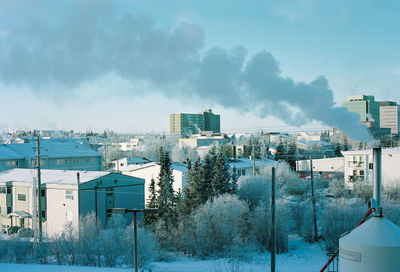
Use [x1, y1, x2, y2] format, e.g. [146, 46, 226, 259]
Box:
[296, 140, 332, 147]
[229, 158, 275, 169]
[4, 140, 101, 160]
[0, 168, 110, 185]
[0, 145, 24, 160]
[342, 147, 400, 155]
[124, 161, 188, 173]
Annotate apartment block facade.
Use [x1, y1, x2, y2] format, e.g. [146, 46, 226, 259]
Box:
[170, 109, 220, 137]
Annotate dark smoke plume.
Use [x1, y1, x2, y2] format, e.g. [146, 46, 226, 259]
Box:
[0, 0, 370, 140]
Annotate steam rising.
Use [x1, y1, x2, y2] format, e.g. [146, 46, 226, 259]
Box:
[0, 1, 370, 140]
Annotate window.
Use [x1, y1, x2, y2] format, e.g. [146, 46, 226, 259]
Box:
[0, 187, 6, 194]
[17, 194, 26, 201]
[65, 190, 73, 200]
[41, 210, 46, 219]
[85, 159, 89, 163]
[73, 159, 79, 164]
[56, 159, 67, 165]
[6, 161, 18, 167]
[369, 163, 373, 170]
[7, 207, 11, 214]
[41, 189, 46, 197]
[6, 187, 11, 194]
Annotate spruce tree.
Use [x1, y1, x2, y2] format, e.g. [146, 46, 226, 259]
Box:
[156, 147, 177, 229]
[287, 141, 297, 170]
[230, 166, 238, 194]
[211, 147, 231, 197]
[143, 178, 157, 226]
[181, 159, 201, 216]
[334, 144, 342, 157]
[198, 148, 215, 203]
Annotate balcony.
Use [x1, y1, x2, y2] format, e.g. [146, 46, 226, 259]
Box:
[348, 175, 365, 182]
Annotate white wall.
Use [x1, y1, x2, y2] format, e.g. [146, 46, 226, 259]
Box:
[45, 184, 79, 237]
[344, 149, 400, 189]
[296, 157, 344, 173]
[123, 165, 186, 205]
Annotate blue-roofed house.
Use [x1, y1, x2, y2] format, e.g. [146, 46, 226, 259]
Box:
[0, 139, 103, 172]
[0, 146, 25, 172]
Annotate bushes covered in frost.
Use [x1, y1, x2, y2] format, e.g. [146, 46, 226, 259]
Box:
[0, 213, 159, 269]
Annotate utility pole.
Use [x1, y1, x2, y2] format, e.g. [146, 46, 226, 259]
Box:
[252, 143, 256, 176]
[310, 156, 318, 242]
[271, 167, 276, 272]
[36, 135, 43, 243]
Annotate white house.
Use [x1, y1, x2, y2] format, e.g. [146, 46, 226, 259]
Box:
[343, 148, 400, 189]
[0, 169, 144, 236]
[296, 157, 344, 173]
[229, 158, 276, 177]
[123, 162, 187, 205]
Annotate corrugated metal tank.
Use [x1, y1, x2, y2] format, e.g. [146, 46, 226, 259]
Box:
[339, 216, 400, 272]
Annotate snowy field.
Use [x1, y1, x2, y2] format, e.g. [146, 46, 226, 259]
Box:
[0, 236, 328, 272]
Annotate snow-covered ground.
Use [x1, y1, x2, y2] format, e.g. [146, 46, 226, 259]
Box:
[0, 236, 328, 272]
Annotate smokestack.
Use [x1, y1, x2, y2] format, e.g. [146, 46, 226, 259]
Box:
[373, 147, 382, 216]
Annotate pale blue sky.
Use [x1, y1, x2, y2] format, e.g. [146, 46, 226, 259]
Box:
[0, 0, 399, 134]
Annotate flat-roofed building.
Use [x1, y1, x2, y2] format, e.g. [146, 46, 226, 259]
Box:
[342, 95, 380, 126]
[170, 109, 220, 137]
[380, 101, 400, 135]
[0, 169, 144, 236]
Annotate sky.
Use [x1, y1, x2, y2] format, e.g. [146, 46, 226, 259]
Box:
[0, 0, 399, 137]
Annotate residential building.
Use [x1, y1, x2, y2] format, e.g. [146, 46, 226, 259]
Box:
[0, 169, 144, 236]
[170, 109, 220, 137]
[0, 139, 102, 172]
[295, 140, 335, 157]
[296, 157, 344, 177]
[122, 162, 187, 205]
[342, 148, 400, 189]
[118, 138, 140, 152]
[179, 132, 228, 149]
[380, 101, 400, 135]
[111, 157, 152, 170]
[229, 158, 275, 177]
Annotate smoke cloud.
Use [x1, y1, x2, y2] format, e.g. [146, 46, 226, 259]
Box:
[0, 0, 370, 140]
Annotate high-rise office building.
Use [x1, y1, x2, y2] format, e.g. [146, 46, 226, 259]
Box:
[342, 95, 380, 127]
[170, 109, 221, 137]
[380, 101, 400, 135]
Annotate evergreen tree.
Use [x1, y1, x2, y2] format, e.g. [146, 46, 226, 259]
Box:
[211, 147, 232, 197]
[143, 178, 157, 226]
[230, 166, 238, 194]
[287, 141, 297, 170]
[156, 147, 177, 229]
[343, 137, 350, 151]
[334, 144, 343, 157]
[181, 158, 202, 216]
[198, 147, 216, 204]
[276, 140, 286, 160]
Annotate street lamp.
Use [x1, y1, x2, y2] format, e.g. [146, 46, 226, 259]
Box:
[109, 208, 158, 272]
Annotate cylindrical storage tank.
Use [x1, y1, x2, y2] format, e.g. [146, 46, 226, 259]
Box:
[339, 216, 400, 272]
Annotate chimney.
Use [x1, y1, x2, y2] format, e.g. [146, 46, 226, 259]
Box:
[373, 147, 382, 216]
[77, 172, 80, 185]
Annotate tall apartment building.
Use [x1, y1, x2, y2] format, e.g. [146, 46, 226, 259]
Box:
[342, 95, 380, 127]
[380, 101, 400, 135]
[170, 109, 220, 137]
